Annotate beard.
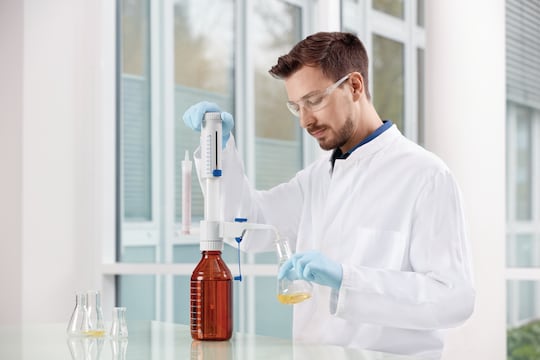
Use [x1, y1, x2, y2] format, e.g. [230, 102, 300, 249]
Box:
[316, 117, 355, 151]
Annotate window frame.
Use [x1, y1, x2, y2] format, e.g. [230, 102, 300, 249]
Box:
[108, 0, 313, 330]
[106, 0, 427, 332]
[342, 0, 425, 142]
[506, 102, 540, 327]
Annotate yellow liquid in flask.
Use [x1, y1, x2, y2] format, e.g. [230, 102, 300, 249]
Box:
[277, 292, 312, 304]
[84, 330, 106, 337]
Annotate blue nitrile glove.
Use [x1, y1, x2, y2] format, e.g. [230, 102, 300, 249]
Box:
[182, 101, 234, 149]
[278, 250, 343, 290]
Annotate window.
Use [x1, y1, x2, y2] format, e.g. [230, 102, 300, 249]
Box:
[506, 103, 540, 327]
[372, 34, 404, 130]
[120, 0, 152, 224]
[372, 0, 404, 19]
[505, 1, 540, 354]
[253, 1, 303, 190]
[116, 0, 427, 338]
[173, 0, 235, 225]
[342, 0, 425, 141]
[116, 0, 308, 337]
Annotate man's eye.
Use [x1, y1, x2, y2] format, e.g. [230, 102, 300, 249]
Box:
[306, 95, 324, 107]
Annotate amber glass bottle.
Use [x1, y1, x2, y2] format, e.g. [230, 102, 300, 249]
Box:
[190, 250, 233, 341]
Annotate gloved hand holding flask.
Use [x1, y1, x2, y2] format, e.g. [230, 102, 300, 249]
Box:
[278, 250, 343, 290]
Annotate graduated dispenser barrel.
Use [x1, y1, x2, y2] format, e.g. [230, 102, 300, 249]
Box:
[200, 112, 223, 249]
[200, 112, 222, 179]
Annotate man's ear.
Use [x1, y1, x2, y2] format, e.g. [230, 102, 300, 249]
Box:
[350, 72, 364, 101]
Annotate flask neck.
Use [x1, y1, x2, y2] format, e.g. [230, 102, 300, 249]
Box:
[75, 293, 86, 307]
[274, 238, 292, 262]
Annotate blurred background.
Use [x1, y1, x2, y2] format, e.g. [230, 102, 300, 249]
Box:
[1, 0, 538, 359]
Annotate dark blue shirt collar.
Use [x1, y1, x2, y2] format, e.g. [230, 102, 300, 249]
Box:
[331, 120, 393, 168]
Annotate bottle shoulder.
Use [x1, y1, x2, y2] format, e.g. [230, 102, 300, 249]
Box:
[191, 252, 232, 280]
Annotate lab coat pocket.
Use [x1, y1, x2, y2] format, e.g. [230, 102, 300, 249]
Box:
[344, 228, 407, 270]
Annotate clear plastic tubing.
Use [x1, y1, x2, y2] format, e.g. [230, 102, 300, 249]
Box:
[182, 150, 192, 235]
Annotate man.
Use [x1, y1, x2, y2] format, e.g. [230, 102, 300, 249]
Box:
[183, 32, 474, 359]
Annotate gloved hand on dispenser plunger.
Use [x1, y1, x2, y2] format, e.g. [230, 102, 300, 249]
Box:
[278, 250, 343, 290]
[183, 101, 235, 149]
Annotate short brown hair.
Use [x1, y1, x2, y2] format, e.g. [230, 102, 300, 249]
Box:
[269, 32, 371, 100]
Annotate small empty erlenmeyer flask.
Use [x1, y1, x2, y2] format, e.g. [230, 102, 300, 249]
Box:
[85, 291, 105, 337]
[67, 292, 89, 337]
[110, 307, 128, 338]
[275, 237, 313, 304]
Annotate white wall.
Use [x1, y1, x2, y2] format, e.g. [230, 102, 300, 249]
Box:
[0, 0, 115, 324]
[0, 0, 24, 325]
[425, 1, 506, 359]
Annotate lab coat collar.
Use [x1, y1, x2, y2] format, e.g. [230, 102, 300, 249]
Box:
[329, 124, 401, 172]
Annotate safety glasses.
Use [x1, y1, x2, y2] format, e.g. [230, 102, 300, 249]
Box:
[286, 73, 351, 117]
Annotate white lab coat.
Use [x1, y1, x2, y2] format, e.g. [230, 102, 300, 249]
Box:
[198, 124, 475, 359]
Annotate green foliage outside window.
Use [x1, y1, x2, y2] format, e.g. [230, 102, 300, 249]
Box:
[508, 320, 540, 360]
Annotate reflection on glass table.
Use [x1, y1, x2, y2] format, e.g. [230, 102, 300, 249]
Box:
[0, 321, 421, 360]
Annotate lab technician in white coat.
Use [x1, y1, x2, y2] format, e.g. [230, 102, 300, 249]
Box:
[183, 32, 475, 359]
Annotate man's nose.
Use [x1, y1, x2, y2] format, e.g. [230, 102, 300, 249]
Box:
[299, 107, 315, 129]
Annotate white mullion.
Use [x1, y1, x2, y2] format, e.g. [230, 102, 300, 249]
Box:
[313, 0, 340, 31]
[303, 1, 322, 166]
[370, 9, 407, 43]
[150, 0, 163, 322]
[508, 222, 540, 234]
[244, 0, 256, 186]
[149, 0, 161, 249]
[244, 0, 257, 336]
[102, 263, 276, 275]
[363, 1, 373, 102]
[235, 0, 248, 159]
[341, 0, 359, 32]
[507, 105, 516, 233]
[404, 0, 415, 140]
[507, 268, 540, 280]
[235, 0, 248, 335]
[506, 104, 518, 325]
[532, 109, 540, 226]
[98, 0, 117, 315]
[533, 109, 540, 319]
[162, 0, 175, 324]
[414, 24, 426, 48]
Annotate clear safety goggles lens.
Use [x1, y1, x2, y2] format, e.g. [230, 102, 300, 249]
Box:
[285, 74, 350, 117]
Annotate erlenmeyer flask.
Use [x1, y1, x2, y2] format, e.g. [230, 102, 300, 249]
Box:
[67, 292, 89, 337]
[275, 237, 313, 304]
[85, 291, 105, 337]
[110, 307, 128, 338]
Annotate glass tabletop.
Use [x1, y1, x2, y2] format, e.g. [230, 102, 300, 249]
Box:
[0, 321, 419, 359]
